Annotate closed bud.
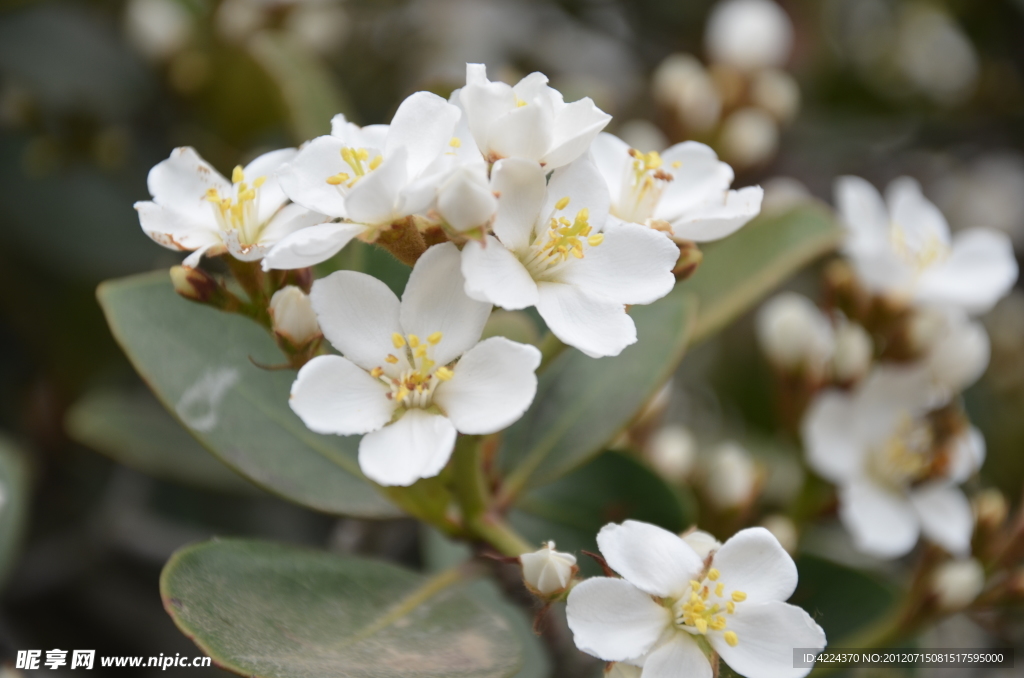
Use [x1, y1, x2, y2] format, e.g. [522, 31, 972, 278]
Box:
[832, 321, 873, 383]
[931, 559, 985, 611]
[705, 0, 794, 71]
[171, 265, 217, 303]
[760, 514, 798, 554]
[973, 488, 1008, 529]
[520, 541, 577, 597]
[673, 240, 704, 280]
[704, 441, 758, 510]
[269, 286, 321, 346]
[652, 54, 722, 132]
[647, 424, 697, 483]
[437, 165, 497, 233]
[756, 293, 834, 376]
[682, 529, 722, 559]
[719, 107, 779, 169]
[751, 69, 801, 123]
[605, 663, 642, 678]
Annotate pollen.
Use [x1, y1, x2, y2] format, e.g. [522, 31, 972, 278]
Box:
[731, 591, 747, 602]
[708, 568, 720, 581]
[724, 631, 739, 647]
[392, 333, 406, 348]
[555, 196, 570, 211]
[428, 331, 443, 345]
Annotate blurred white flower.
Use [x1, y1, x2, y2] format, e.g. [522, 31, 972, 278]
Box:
[705, 441, 758, 511]
[895, 3, 978, 106]
[932, 153, 1024, 247]
[567, 521, 825, 678]
[269, 286, 320, 345]
[521, 541, 577, 595]
[760, 176, 811, 216]
[591, 132, 763, 242]
[124, 0, 192, 62]
[459, 155, 678, 358]
[910, 307, 990, 395]
[652, 54, 722, 133]
[647, 424, 697, 483]
[285, 0, 350, 56]
[803, 366, 984, 558]
[705, 0, 794, 71]
[831, 319, 873, 383]
[931, 559, 985, 611]
[756, 293, 834, 376]
[835, 176, 1018, 315]
[719, 107, 779, 169]
[135, 147, 327, 266]
[289, 243, 541, 486]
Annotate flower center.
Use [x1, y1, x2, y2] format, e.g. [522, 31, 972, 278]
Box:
[370, 332, 453, 408]
[520, 197, 604, 280]
[671, 568, 745, 647]
[889, 223, 950, 274]
[868, 413, 935, 487]
[205, 165, 268, 245]
[612, 149, 677, 224]
[325, 146, 383, 188]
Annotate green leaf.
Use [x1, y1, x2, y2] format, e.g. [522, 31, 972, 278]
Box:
[682, 204, 841, 345]
[161, 539, 524, 678]
[509, 451, 696, 576]
[498, 292, 698, 496]
[0, 435, 29, 589]
[65, 387, 258, 494]
[98, 271, 400, 518]
[249, 32, 352, 143]
[791, 555, 896, 642]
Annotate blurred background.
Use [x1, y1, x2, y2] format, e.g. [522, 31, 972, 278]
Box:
[1, 0, 1024, 675]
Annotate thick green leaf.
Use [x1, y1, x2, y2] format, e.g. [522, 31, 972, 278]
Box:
[249, 32, 351, 143]
[498, 292, 697, 495]
[98, 271, 399, 518]
[682, 204, 841, 345]
[65, 387, 258, 494]
[162, 539, 523, 678]
[509, 451, 696, 576]
[791, 555, 896, 642]
[0, 435, 29, 589]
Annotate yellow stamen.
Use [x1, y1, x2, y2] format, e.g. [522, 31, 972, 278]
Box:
[370, 367, 384, 378]
[711, 616, 727, 631]
[435, 366, 454, 381]
[206, 188, 221, 202]
[253, 176, 267, 188]
[369, 155, 383, 171]
[672, 160, 682, 168]
[449, 137, 462, 148]
[587, 234, 604, 247]
[694, 618, 708, 634]
[392, 333, 406, 348]
[727, 601, 735, 614]
[326, 173, 350, 185]
[385, 354, 399, 364]
[396, 386, 409, 402]
[232, 166, 245, 183]
[690, 580, 701, 592]
[415, 346, 427, 358]
[428, 332, 443, 345]
[724, 631, 739, 647]
[731, 591, 747, 602]
[708, 568, 720, 581]
[715, 583, 725, 597]
[407, 334, 420, 348]
[555, 196, 570, 211]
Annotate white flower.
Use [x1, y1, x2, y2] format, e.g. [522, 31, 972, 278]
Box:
[909, 307, 990, 395]
[931, 559, 985, 611]
[266, 92, 462, 270]
[521, 541, 578, 595]
[835, 176, 1018, 315]
[682, 530, 722, 559]
[591, 132, 763, 242]
[705, 0, 794, 71]
[458, 63, 611, 168]
[460, 155, 679, 358]
[705, 441, 758, 510]
[756, 293, 834, 375]
[269, 286, 320, 345]
[566, 521, 826, 678]
[802, 366, 984, 558]
[289, 243, 541, 487]
[135, 147, 327, 267]
[435, 163, 497, 233]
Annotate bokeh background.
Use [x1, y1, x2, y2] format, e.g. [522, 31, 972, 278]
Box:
[1, 0, 1024, 675]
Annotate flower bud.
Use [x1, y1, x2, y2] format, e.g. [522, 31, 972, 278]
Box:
[171, 265, 217, 302]
[652, 54, 722, 133]
[973, 488, 1008, 530]
[605, 663, 642, 678]
[832, 321, 873, 383]
[682, 529, 722, 559]
[520, 541, 577, 596]
[704, 441, 758, 511]
[647, 424, 697, 483]
[269, 286, 321, 346]
[931, 559, 985, 611]
[718, 107, 779, 169]
[436, 165, 497, 233]
[756, 293, 834, 375]
[928, 318, 990, 393]
[672, 240, 704, 280]
[124, 0, 193, 62]
[751, 69, 801, 122]
[705, 0, 794, 71]
[760, 514, 798, 554]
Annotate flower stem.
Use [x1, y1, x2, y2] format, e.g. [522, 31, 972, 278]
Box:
[537, 331, 567, 371]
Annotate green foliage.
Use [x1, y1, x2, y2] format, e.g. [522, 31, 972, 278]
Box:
[97, 272, 399, 518]
[792, 555, 897, 642]
[161, 539, 524, 678]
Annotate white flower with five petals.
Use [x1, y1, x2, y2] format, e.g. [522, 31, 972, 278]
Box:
[266, 92, 462, 270]
[835, 176, 1018, 315]
[135, 147, 328, 267]
[566, 521, 825, 678]
[460, 155, 679, 358]
[591, 132, 763, 242]
[289, 243, 541, 487]
[802, 366, 983, 558]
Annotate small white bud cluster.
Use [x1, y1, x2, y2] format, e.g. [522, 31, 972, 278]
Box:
[269, 286, 321, 346]
[521, 541, 577, 597]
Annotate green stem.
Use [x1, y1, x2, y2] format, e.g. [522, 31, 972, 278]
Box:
[537, 331, 567, 371]
[469, 514, 534, 557]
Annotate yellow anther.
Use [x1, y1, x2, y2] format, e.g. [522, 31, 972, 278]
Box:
[385, 354, 399, 364]
[694, 618, 708, 634]
[240, 189, 256, 201]
[558, 217, 571, 227]
[415, 346, 427, 358]
[731, 591, 747, 602]
[449, 137, 462, 148]
[672, 161, 682, 168]
[369, 155, 383, 171]
[370, 367, 384, 378]
[516, 98, 528, 108]
[555, 196, 570, 211]
[707, 569, 720, 581]
[232, 166, 245, 183]
[407, 334, 420, 348]
[396, 386, 409, 402]
[392, 333, 406, 348]
[724, 631, 739, 647]
[428, 332, 443, 344]
[710, 616, 727, 631]
[576, 207, 589, 221]
[435, 366, 454, 381]
[715, 583, 725, 597]
[571, 246, 584, 259]
[341, 147, 355, 163]
[356, 148, 369, 161]
[690, 580, 701, 592]
[253, 176, 267, 188]
[587, 234, 604, 247]
[206, 188, 221, 202]
[326, 173, 349, 185]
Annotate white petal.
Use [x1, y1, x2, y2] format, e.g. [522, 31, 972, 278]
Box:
[262, 221, 366, 271]
[542, 97, 612, 169]
[289, 355, 394, 435]
[344, 149, 408, 226]
[916, 228, 1019, 315]
[597, 520, 704, 598]
[146, 147, 230, 225]
[669, 186, 764, 243]
[277, 136, 350, 218]
[385, 91, 461, 179]
[641, 634, 712, 678]
[839, 479, 920, 558]
[437, 165, 496, 232]
[711, 527, 798, 604]
[400, 242, 491, 365]
[656, 142, 734, 220]
[800, 390, 865, 483]
[885, 177, 950, 249]
[460, 64, 516, 151]
[358, 409, 457, 487]
[910, 482, 974, 556]
[256, 203, 329, 249]
[566, 577, 671, 662]
[487, 103, 554, 163]
[544, 154, 611, 231]
[590, 132, 631, 206]
[310, 270, 408, 375]
[536, 283, 636, 358]
[710, 601, 826, 678]
[947, 426, 985, 483]
[560, 221, 678, 305]
[242, 147, 297, 225]
[491, 158, 547, 251]
[461, 237, 540, 309]
[834, 175, 889, 246]
[434, 337, 541, 434]
[135, 201, 222, 252]
[182, 244, 219, 267]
